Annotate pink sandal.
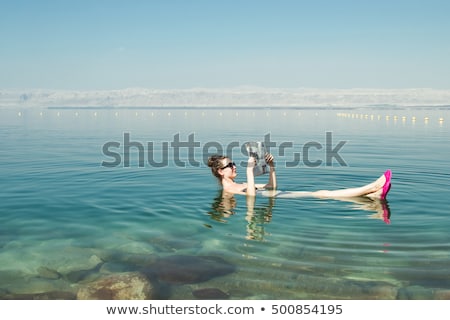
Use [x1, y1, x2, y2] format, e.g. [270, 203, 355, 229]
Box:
[381, 170, 392, 200]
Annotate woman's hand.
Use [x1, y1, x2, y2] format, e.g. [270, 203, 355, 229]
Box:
[247, 156, 256, 168]
[264, 153, 277, 190]
[265, 153, 275, 168]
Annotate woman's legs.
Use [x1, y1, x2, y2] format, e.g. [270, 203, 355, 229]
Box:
[312, 170, 391, 199]
[261, 170, 392, 200]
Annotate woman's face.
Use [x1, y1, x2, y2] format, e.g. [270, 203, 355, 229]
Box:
[219, 158, 237, 180]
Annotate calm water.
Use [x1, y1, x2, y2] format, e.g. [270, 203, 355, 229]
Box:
[0, 106, 449, 300]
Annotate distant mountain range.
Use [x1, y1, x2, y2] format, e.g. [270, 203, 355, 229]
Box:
[1, 87, 450, 108]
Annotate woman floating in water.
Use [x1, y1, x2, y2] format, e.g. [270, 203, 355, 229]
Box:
[207, 154, 392, 200]
[208, 153, 392, 228]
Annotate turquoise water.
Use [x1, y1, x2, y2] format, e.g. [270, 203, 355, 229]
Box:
[1, 107, 449, 299]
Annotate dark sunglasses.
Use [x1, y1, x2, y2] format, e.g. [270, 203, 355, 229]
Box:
[221, 162, 236, 169]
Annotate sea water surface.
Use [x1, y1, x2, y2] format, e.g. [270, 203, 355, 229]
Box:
[0, 106, 449, 299]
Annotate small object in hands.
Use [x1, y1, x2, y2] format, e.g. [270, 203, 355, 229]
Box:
[245, 141, 268, 176]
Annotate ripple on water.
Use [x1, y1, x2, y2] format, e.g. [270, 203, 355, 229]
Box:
[1, 108, 449, 299]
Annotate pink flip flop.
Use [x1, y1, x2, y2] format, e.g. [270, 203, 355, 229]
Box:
[381, 169, 392, 200]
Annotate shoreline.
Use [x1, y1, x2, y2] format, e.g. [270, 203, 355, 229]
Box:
[1, 87, 450, 109]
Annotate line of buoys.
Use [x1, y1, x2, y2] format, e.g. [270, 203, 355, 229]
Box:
[337, 112, 444, 124]
[14, 110, 446, 126]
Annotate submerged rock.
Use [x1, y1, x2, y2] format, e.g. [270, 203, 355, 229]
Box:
[47, 249, 104, 275]
[2, 291, 76, 300]
[77, 272, 155, 300]
[106, 252, 159, 269]
[37, 266, 61, 280]
[434, 289, 450, 300]
[397, 285, 434, 300]
[143, 255, 235, 284]
[1, 273, 76, 297]
[150, 237, 202, 252]
[192, 288, 230, 299]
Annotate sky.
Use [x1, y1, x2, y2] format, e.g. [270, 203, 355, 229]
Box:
[1, 0, 450, 90]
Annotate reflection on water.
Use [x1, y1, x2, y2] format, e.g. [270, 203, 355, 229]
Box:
[245, 196, 274, 241]
[345, 197, 391, 224]
[208, 191, 275, 241]
[0, 107, 449, 300]
[208, 192, 391, 242]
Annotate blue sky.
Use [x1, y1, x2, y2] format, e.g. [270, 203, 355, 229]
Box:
[1, 0, 449, 90]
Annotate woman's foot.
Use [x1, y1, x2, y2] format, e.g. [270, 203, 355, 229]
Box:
[366, 170, 392, 199]
[380, 170, 392, 199]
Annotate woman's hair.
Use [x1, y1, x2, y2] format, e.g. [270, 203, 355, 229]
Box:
[207, 155, 227, 181]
